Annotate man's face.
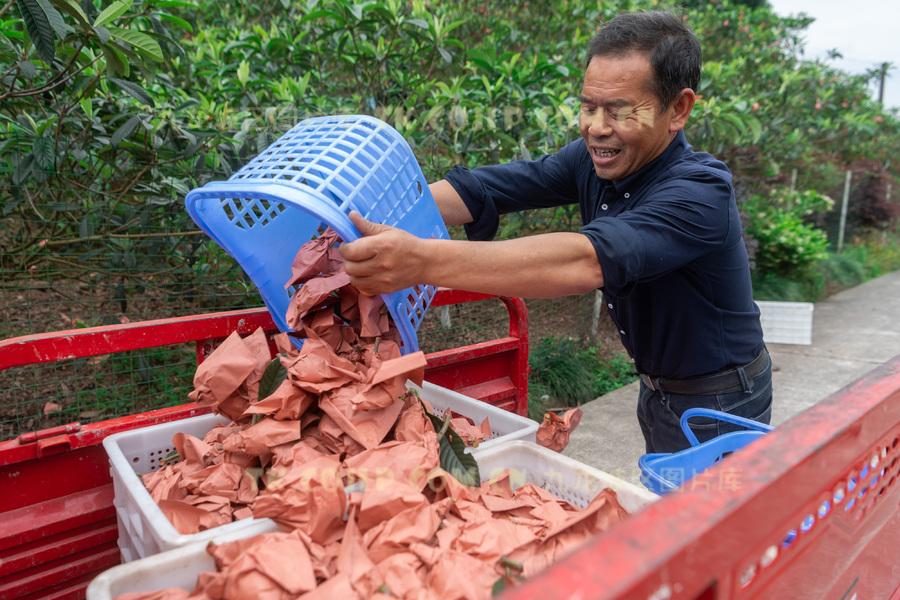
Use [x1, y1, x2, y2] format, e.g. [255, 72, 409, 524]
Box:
[579, 52, 677, 181]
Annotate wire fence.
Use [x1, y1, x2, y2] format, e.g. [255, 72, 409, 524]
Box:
[0, 238, 618, 439]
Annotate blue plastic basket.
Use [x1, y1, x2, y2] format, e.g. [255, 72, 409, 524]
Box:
[638, 408, 773, 494]
[185, 115, 449, 353]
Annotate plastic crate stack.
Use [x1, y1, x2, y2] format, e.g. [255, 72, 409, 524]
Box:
[103, 381, 540, 561]
[90, 439, 656, 599]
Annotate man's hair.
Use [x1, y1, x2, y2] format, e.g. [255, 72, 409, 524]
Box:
[587, 11, 701, 109]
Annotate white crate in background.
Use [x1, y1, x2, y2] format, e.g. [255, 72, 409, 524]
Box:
[103, 381, 538, 562]
[88, 440, 655, 599]
[756, 300, 814, 345]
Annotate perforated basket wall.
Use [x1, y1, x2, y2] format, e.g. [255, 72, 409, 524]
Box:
[185, 115, 449, 353]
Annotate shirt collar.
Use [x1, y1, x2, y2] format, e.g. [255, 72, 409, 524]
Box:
[609, 130, 688, 195]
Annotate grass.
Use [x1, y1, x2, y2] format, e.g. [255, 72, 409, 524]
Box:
[527, 337, 636, 420]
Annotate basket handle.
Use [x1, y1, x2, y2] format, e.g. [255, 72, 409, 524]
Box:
[680, 408, 773, 447]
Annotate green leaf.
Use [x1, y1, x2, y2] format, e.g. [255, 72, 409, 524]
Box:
[421, 401, 481, 487]
[173, 98, 199, 112]
[32, 134, 54, 170]
[747, 116, 763, 144]
[258, 357, 287, 400]
[16, 0, 59, 62]
[111, 77, 155, 106]
[94, 25, 110, 43]
[152, 0, 195, 7]
[492, 578, 506, 596]
[12, 153, 34, 185]
[54, 0, 89, 26]
[157, 12, 192, 33]
[17, 59, 37, 78]
[94, 0, 132, 29]
[236, 59, 249, 86]
[109, 27, 164, 62]
[110, 115, 140, 147]
[37, 0, 67, 37]
[440, 429, 481, 487]
[101, 42, 129, 76]
[79, 215, 92, 237]
[79, 97, 93, 120]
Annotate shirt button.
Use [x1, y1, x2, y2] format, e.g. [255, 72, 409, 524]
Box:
[607, 303, 613, 309]
[601, 203, 608, 210]
[619, 330, 626, 335]
[624, 193, 630, 198]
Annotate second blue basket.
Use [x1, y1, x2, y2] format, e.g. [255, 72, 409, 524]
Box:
[639, 408, 773, 494]
[185, 115, 449, 353]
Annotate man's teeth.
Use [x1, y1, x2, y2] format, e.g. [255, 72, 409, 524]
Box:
[594, 148, 620, 158]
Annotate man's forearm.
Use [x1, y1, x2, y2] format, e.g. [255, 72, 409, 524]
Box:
[429, 180, 473, 226]
[417, 232, 603, 298]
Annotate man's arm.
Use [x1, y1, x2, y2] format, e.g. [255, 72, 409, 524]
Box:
[340, 212, 603, 298]
[429, 180, 473, 226]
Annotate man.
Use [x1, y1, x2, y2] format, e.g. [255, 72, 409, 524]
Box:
[339, 11, 772, 454]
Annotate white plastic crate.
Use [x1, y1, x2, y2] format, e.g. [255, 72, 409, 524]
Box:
[409, 381, 539, 454]
[756, 300, 814, 345]
[88, 440, 654, 600]
[473, 440, 657, 513]
[86, 525, 270, 600]
[103, 381, 538, 562]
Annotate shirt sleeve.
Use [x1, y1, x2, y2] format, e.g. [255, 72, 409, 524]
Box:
[581, 169, 733, 296]
[444, 140, 584, 240]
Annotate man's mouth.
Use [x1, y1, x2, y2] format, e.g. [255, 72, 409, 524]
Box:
[590, 146, 622, 164]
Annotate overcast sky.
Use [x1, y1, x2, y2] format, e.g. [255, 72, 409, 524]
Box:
[767, 0, 899, 110]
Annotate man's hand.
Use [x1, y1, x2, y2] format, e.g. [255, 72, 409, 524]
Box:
[339, 211, 428, 296]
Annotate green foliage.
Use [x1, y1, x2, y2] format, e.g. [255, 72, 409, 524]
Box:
[753, 232, 900, 301]
[528, 338, 636, 413]
[589, 352, 638, 397]
[2, 0, 899, 306]
[687, 2, 900, 184]
[743, 188, 832, 276]
[752, 269, 825, 302]
[529, 338, 595, 408]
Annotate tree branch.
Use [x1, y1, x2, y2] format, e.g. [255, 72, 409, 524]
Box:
[41, 230, 206, 247]
[0, 0, 14, 19]
[0, 45, 96, 101]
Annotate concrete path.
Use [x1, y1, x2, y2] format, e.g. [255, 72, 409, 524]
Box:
[563, 270, 900, 486]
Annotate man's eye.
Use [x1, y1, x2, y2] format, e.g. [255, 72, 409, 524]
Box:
[581, 105, 597, 113]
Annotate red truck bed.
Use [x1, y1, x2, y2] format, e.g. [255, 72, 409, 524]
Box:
[0, 290, 527, 599]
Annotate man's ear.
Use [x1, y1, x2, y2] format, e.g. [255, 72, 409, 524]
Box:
[668, 88, 697, 133]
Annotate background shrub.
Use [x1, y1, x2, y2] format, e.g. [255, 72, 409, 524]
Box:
[743, 189, 832, 276]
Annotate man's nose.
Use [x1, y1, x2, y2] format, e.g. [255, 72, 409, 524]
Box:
[586, 110, 613, 138]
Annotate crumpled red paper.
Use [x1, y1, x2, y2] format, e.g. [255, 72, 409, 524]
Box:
[125, 229, 630, 600]
[187, 328, 270, 422]
[536, 407, 583, 452]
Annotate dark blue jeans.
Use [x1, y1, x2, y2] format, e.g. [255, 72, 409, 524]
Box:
[636, 353, 773, 454]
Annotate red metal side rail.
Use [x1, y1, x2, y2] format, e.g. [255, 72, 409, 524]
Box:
[0, 290, 528, 600]
[426, 290, 529, 416]
[511, 354, 900, 600]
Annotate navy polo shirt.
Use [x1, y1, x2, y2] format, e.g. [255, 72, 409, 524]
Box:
[444, 131, 764, 379]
